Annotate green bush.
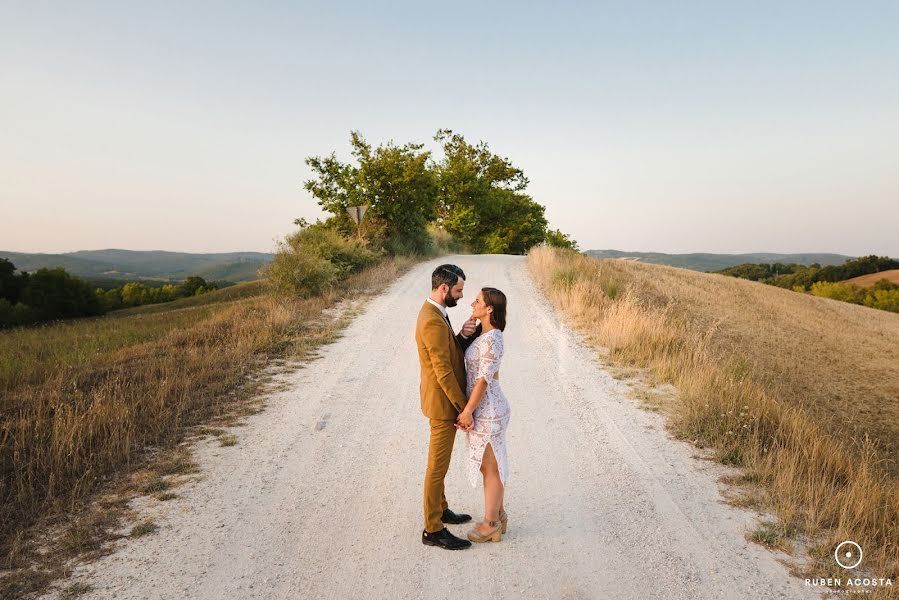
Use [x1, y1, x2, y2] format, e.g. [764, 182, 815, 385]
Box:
[809, 281, 861, 303]
[12, 302, 33, 324]
[870, 278, 899, 292]
[267, 222, 382, 297]
[552, 267, 579, 289]
[544, 228, 579, 251]
[265, 249, 340, 298]
[0, 298, 35, 327]
[285, 224, 381, 276]
[603, 280, 621, 300]
[864, 289, 899, 313]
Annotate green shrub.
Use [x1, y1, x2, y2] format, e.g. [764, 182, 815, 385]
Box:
[603, 280, 621, 300]
[809, 281, 861, 303]
[11, 302, 34, 325]
[266, 221, 382, 297]
[864, 289, 899, 313]
[285, 224, 381, 276]
[265, 250, 339, 297]
[544, 228, 579, 251]
[870, 278, 898, 292]
[552, 267, 578, 289]
[0, 299, 35, 328]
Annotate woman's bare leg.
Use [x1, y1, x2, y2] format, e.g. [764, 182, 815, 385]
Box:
[477, 443, 505, 534]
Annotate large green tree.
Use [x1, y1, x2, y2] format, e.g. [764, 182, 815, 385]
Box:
[20, 268, 103, 321]
[305, 132, 438, 254]
[303, 129, 578, 256]
[433, 129, 550, 254]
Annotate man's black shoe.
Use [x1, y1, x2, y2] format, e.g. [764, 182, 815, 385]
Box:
[422, 527, 472, 550]
[441, 508, 472, 524]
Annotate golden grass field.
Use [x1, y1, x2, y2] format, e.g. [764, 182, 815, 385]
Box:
[844, 269, 899, 287]
[528, 246, 899, 598]
[0, 257, 415, 597]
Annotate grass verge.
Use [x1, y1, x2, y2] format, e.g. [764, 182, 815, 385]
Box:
[527, 246, 898, 598]
[0, 256, 416, 597]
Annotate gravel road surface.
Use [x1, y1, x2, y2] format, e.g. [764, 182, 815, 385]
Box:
[48, 254, 820, 600]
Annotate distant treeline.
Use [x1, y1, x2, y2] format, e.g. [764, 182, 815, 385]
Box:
[95, 276, 218, 310]
[716, 255, 898, 287]
[0, 258, 218, 327]
[717, 255, 899, 313]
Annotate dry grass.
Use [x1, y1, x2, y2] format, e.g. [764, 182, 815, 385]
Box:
[129, 520, 158, 538]
[0, 256, 416, 597]
[528, 246, 899, 597]
[844, 269, 899, 287]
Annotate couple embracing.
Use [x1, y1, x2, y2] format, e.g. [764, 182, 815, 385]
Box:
[415, 264, 510, 550]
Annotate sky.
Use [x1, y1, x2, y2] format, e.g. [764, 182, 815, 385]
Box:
[2, 1, 898, 257]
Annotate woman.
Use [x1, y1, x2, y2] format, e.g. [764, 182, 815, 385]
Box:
[456, 287, 510, 543]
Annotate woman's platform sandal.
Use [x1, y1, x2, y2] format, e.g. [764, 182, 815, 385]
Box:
[467, 519, 502, 543]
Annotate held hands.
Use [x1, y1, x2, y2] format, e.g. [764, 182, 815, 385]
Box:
[455, 410, 473, 431]
[460, 316, 477, 338]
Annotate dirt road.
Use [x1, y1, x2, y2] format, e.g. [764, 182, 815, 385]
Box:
[52, 255, 819, 599]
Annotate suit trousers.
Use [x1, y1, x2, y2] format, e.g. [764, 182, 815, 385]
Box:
[423, 418, 457, 533]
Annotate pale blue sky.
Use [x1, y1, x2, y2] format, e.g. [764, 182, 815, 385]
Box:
[2, 1, 898, 256]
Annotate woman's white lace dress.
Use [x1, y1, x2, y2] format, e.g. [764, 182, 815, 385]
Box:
[464, 328, 510, 488]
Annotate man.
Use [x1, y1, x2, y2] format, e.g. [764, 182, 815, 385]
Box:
[415, 264, 482, 550]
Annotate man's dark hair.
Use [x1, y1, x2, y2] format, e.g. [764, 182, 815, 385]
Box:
[431, 264, 466, 290]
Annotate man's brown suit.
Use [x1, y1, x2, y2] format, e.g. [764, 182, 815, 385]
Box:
[415, 301, 479, 533]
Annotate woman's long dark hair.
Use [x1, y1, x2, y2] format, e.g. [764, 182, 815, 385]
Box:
[482, 287, 507, 331]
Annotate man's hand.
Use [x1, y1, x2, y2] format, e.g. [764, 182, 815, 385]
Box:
[460, 316, 477, 338]
[456, 410, 473, 431]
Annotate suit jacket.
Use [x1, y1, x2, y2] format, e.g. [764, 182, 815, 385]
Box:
[415, 301, 481, 420]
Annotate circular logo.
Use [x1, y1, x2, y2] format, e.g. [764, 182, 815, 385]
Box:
[834, 540, 863, 569]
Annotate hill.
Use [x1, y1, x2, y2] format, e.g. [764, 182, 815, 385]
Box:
[0, 249, 273, 283]
[110, 279, 268, 317]
[583, 249, 855, 272]
[530, 247, 899, 586]
[843, 269, 899, 287]
[544, 250, 899, 469]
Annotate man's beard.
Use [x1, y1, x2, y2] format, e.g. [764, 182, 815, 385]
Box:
[443, 290, 457, 308]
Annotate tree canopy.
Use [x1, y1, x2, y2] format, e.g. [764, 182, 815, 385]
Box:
[302, 129, 577, 255]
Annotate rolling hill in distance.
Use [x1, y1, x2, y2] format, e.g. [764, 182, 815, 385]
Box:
[0, 249, 273, 284]
[584, 249, 858, 272]
[843, 269, 899, 287]
[3, 248, 886, 285]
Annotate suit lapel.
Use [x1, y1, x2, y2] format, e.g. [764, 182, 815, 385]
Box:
[425, 301, 453, 333]
[424, 301, 461, 349]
